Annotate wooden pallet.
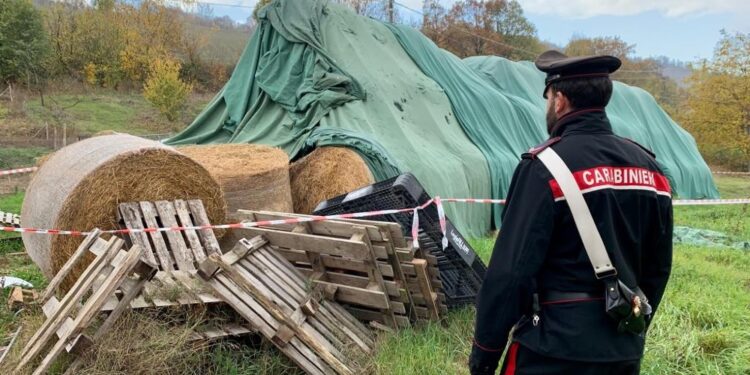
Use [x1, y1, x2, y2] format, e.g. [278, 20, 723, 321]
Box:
[118, 199, 221, 271]
[109, 200, 255, 343]
[0, 210, 20, 228]
[100, 200, 225, 310]
[230, 211, 446, 329]
[17, 231, 157, 375]
[198, 236, 375, 375]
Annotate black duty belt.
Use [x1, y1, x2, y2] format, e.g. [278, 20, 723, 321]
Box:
[540, 291, 604, 305]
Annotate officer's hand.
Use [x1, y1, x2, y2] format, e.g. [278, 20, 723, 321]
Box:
[468, 345, 502, 375]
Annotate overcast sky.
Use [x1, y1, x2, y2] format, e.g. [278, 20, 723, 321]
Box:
[202, 0, 750, 62]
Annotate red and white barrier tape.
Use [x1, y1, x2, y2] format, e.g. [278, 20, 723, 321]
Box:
[712, 171, 750, 176]
[2, 197, 749, 244]
[0, 167, 38, 177]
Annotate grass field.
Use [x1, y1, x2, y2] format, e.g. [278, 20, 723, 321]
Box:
[0, 176, 747, 374]
[0, 89, 213, 139]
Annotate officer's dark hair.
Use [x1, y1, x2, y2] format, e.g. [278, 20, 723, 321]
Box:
[549, 77, 613, 109]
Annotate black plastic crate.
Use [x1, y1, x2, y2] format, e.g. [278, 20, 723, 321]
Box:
[313, 173, 487, 308]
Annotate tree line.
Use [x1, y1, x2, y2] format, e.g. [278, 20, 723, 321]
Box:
[1, 0, 246, 121]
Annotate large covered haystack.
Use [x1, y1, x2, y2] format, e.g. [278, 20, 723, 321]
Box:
[21, 134, 225, 277]
[178, 144, 293, 217]
[289, 147, 374, 214]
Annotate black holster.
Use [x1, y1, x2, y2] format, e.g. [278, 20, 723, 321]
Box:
[604, 277, 652, 334]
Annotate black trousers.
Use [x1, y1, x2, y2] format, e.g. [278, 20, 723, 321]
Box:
[499, 343, 641, 375]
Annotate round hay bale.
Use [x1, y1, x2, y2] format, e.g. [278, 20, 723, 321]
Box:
[21, 134, 225, 277]
[290, 147, 374, 214]
[178, 144, 293, 216]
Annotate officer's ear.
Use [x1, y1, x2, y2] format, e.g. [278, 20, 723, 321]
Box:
[553, 90, 571, 114]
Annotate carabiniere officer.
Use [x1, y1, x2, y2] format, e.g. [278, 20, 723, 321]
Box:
[469, 50, 674, 374]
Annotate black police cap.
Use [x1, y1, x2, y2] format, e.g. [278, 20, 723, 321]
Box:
[535, 50, 621, 98]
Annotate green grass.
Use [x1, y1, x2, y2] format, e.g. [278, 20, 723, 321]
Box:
[1, 89, 213, 138]
[674, 176, 750, 242]
[0, 147, 50, 169]
[0, 191, 24, 213]
[25, 93, 167, 135]
[713, 175, 750, 199]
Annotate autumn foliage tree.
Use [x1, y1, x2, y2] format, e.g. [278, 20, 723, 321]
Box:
[0, 0, 50, 88]
[422, 0, 541, 60]
[680, 31, 750, 170]
[143, 58, 193, 122]
[564, 36, 684, 116]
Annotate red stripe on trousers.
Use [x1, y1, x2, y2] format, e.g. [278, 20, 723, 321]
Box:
[504, 342, 520, 375]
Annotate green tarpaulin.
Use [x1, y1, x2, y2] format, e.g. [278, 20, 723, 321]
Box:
[461, 56, 719, 201]
[166, 0, 718, 237]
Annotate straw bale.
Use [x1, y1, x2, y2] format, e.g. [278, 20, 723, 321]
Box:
[21, 134, 225, 277]
[178, 144, 293, 216]
[290, 147, 374, 214]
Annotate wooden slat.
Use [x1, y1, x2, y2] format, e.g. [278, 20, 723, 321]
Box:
[187, 200, 221, 256]
[245, 211, 385, 242]
[154, 200, 194, 271]
[311, 280, 390, 310]
[278, 248, 399, 280]
[174, 199, 206, 263]
[41, 298, 90, 353]
[346, 307, 411, 328]
[41, 229, 101, 302]
[232, 227, 371, 260]
[413, 259, 439, 321]
[138, 201, 175, 271]
[118, 203, 158, 265]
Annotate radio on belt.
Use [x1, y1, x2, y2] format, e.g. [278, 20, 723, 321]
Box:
[313, 173, 487, 308]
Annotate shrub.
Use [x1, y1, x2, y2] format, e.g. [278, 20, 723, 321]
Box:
[143, 58, 192, 122]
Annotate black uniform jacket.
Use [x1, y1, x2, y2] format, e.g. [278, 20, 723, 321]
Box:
[472, 108, 674, 365]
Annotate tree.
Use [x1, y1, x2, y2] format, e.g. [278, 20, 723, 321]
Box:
[680, 31, 750, 170]
[565, 36, 634, 60]
[0, 0, 50, 87]
[44, 1, 125, 86]
[420, 0, 541, 60]
[118, 0, 184, 82]
[563, 36, 685, 116]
